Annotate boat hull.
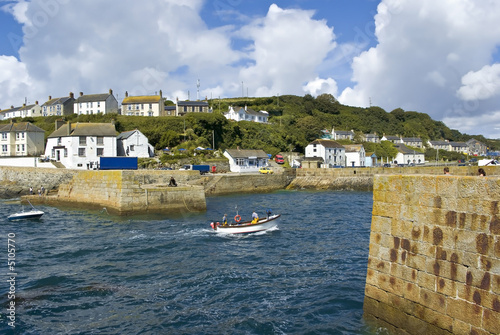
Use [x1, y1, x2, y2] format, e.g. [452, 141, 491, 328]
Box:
[211, 214, 280, 234]
[8, 210, 44, 221]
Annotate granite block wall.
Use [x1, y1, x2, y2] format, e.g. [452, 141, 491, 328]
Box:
[365, 174, 500, 334]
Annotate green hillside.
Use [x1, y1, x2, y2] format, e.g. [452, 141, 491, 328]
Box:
[4, 94, 499, 159]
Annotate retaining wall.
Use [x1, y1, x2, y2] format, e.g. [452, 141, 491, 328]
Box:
[364, 174, 500, 334]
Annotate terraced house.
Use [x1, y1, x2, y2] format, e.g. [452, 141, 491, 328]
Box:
[121, 91, 165, 117]
[74, 89, 118, 115]
[0, 122, 45, 157]
[42, 93, 75, 116]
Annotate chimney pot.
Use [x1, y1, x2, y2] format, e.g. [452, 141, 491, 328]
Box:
[69, 92, 74, 99]
[125, 91, 128, 98]
[109, 88, 113, 95]
[49, 95, 52, 100]
[80, 92, 83, 97]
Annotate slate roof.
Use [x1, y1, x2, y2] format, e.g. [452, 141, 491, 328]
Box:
[48, 122, 117, 138]
[117, 130, 138, 140]
[308, 139, 344, 149]
[75, 93, 112, 103]
[42, 96, 73, 106]
[177, 101, 209, 107]
[0, 122, 45, 133]
[395, 144, 421, 154]
[344, 144, 364, 152]
[225, 148, 269, 159]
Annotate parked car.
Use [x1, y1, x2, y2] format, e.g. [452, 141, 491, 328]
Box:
[275, 154, 284, 164]
[259, 167, 274, 174]
[383, 163, 391, 168]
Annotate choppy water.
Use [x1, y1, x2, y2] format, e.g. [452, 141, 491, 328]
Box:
[1, 190, 384, 334]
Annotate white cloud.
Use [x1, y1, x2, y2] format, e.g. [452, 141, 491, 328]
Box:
[0, 55, 36, 107]
[338, 0, 500, 137]
[457, 64, 500, 101]
[238, 4, 336, 97]
[303, 77, 338, 97]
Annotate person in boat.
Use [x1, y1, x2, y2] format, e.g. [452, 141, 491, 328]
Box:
[222, 214, 228, 226]
[266, 209, 272, 219]
[169, 176, 177, 187]
[252, 211, 259, 223]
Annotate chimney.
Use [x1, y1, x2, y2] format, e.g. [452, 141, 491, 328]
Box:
[23, 103, 26, 107]
[67, 121, 71, 136]
[11, 105, 14, 109]
[125, 91, 128, 98]
[69, 92, 74, 99]
[159, 90, 162, 98]
[80, 92, 84, 97]
[35, 101, 38, 105]
[55, 119, 65, 130]
[49, 95, 52, 100]
[109, 88, 113, 95]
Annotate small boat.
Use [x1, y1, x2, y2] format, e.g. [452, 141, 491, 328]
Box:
[210, 214, 281, 234]
[7, 200, 44, 221]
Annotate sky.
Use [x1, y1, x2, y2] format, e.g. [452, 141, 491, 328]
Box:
[1, 0, 500, 139]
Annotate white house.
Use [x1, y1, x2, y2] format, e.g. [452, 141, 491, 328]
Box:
[402, 137, 423, 148]
[19, 102, 43, 118]
[450, 142, 468, 155]
[305, 139, 345, 167]
[224, 106, 268, 123]
[428, 140, 451, 151]
[121, 91, 165, 117]
[0, 122, 45, 157]
[331, 127, 354, 141]
[117, 129, 154, 158]
[44, 121, 117, 169]
[344, 144, 366, 167]
[394, 144, 425, 165]
[223, 148, 269, 173]
[74, 89, 118, 115]
[381, 135, 402, 144]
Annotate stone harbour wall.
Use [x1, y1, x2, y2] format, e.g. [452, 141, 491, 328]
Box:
[364, 174, 500, 334]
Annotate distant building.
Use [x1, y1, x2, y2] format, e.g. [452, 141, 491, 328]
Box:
[381, 135, 402, 144]
[331, 127, 354, 141]
[401, 137, 423, 148]
[449, 142, 468, 155]
[305, 139, 345, 167]
[394, 144, 424, 165]
[224, 106, 268, 123]
[0, 122, 45, 157]
[466, 138, 487, 156]
[121, 91, 165, 117]
[344, 144, 366, 167]
[223, 148, 269, 173]
[363, 133, 380, 143]
[117, 129, 154, 158]
[0, 106, 21, 119]
[74, 89, 118, 115]
[427, 140, 450, 151]
[41, 93, 75, 116]
[45, 121, 117, 169]
[176, 100, 211, 116]
[365, 152, 378, 167]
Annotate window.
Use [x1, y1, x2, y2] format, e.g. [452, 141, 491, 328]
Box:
[128, 105, 131, 110]
[236, 158, 245, 166]
[79, 136, 86, 146]
[97, 102, 100, 107]
[16, 145, 20, 152]
[57, 137, 62, 145]
[78, 148, 86, 157]
[1, 133, 7, 140]
[97, 137, 104, 145]
[136, 104, 140, 110]
[2, 145, 7, 152]
[64, 148, 68, 157]
[97, 148, 104, 156]
[148, 112, 153, 117]
[130, 145, 135, 152]
[149, 103, 152, 109]
[141, 104, 144, 109]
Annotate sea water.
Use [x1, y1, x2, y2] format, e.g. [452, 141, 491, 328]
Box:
[0, 190, 385, 334]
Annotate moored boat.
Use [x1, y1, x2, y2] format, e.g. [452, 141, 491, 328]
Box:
[210, 214, 280, 234]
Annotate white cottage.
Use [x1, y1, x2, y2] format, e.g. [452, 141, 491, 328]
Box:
[393, 144, 425, 165]
[224, 106, 268, 123]
[44, 121, 117, 169]
[223, 148, 269, 173]
[305, 139, 345, 167]
[344, 144, 366, 167]
[117, 129, 154, 158]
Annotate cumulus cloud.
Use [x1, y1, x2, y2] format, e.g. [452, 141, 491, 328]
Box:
[457, 64, 500, 101]
[238, 4, 336, 97]
[338, 0, 500, 138]
[0, 55, 36, 107]
[303, 77, 338, 97]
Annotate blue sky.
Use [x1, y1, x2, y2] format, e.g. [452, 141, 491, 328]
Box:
[1, 0, 500, 139]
